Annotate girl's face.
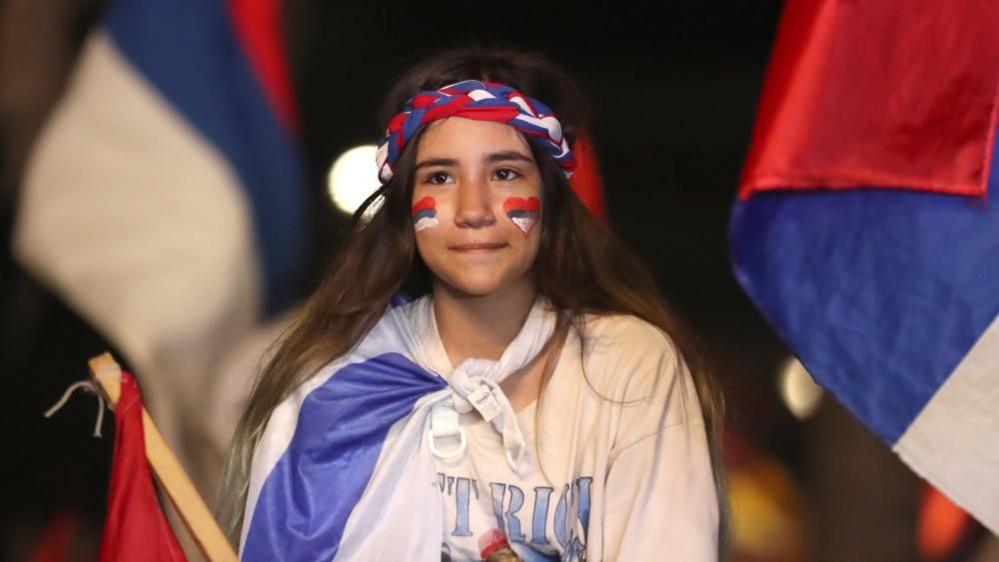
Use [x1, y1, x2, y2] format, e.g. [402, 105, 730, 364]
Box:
[412, 117, 543, 298]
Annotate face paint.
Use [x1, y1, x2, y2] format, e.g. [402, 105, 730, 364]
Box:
[412, 196, 439, 231]
[502, 196, 541, 236]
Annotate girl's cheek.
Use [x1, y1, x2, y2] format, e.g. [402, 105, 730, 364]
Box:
[502, 196, 541, 236]
[412, 196, 439, 232]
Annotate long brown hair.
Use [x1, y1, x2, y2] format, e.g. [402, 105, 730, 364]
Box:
[218, 46, 728, 553]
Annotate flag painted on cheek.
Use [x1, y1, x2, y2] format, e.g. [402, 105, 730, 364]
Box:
[503, 197, 540, 235]
[412, 196, 439, 231]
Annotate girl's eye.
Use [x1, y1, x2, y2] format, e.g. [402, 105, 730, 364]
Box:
[493, 168, 521, 181]
[426, 172, 452, 185]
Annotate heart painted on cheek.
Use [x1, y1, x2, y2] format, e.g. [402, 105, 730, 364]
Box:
[502, 196, 541, 236]
[412, 196, 439, 231]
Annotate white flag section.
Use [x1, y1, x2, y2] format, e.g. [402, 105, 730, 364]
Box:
[894, 315, 999, 532]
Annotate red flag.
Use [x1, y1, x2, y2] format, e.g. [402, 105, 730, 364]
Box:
[100, 372, 187, 562]
[739, 0, 998, 200]
[569, 132, 606, 221]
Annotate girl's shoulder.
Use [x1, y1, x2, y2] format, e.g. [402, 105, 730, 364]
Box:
[577, 312, 679, 363]
[571, 312, 688, 401]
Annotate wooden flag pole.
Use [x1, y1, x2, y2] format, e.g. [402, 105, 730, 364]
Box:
[88, 352, 238, 562]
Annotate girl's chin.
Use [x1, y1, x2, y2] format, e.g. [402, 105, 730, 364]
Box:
[435, 270, 529, 299]
[440, 279, 508, 298]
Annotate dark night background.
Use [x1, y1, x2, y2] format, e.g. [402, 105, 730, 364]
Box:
[1, 1, 948, 560]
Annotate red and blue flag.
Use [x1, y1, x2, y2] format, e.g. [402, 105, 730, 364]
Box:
[730, 0, 999, 533]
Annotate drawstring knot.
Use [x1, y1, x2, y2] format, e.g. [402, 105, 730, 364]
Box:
[428, 359, 527, 472]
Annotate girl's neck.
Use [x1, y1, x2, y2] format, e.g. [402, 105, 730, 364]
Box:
[433, 277, 538, 366]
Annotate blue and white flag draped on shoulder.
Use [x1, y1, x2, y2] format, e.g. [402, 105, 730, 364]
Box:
[241, 296, 557, 561]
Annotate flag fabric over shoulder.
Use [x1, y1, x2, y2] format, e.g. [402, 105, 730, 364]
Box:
[241, 296, 556, 561]
[100, 372, 187, 562]
[729, 0, 999, 533]
[13, 0, 307, 477]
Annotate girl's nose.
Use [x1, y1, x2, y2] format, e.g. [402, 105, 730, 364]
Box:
[454, 175, 496, 228]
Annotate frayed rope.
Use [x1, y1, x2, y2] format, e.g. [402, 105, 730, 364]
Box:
[44, 380, 107, 438]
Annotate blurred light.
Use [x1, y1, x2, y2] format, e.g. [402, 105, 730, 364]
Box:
[777, 357, 823, 420]
[729, 450, 807, 560]
[918, 484, 973, 561]
[327, 145, 380, 215]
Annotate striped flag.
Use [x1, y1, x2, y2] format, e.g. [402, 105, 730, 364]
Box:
[729, 0, 999, 533]
[13, 0, 306, 483]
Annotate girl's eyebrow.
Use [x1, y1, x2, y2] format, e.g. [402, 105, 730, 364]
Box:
[485, 150, 534, 164]
[415, 151, 534, 170]
[414, 157, 458, 170]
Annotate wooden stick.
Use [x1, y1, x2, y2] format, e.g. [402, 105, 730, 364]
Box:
[89, 352, 238, 562]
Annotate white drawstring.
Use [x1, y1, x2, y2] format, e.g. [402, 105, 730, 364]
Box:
[438, 361, 527, 473]
[44, 379, 107, 438]
[422, 297, 555, 474]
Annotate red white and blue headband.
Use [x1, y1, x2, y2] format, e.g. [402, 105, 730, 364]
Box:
[375, 80, 576, 183]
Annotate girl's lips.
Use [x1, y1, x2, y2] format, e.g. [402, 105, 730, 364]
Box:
[450, 242, 507, 251]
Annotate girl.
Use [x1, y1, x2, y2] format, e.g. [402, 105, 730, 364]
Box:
[220, 48, 725, 561]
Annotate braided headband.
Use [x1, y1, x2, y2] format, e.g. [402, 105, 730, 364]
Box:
[375, 80, 575, 183]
